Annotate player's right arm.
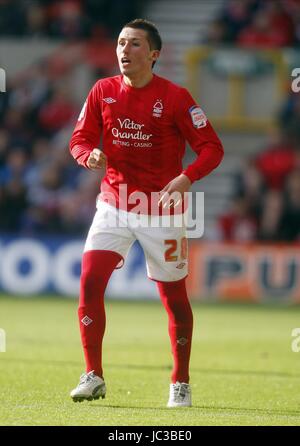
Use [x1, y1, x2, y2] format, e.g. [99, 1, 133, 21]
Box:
[69, 81, 105, 169]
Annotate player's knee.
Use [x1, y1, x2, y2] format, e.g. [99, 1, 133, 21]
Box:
[185, 306, 193, 326]
[173, 305, 193, 326]
[80, 270, 106, 296]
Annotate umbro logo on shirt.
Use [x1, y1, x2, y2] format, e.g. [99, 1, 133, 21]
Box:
[103, 97, 116, 104]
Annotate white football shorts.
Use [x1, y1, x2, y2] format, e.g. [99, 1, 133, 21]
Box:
[84, 200, 188, 282]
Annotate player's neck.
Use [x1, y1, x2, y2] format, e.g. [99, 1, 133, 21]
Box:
[123, 72, 153, 88]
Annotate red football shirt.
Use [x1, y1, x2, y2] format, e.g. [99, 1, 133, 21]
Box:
[70, 74, 223, 212]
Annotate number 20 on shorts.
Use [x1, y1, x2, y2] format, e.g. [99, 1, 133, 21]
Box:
[164, 237, 188, 262]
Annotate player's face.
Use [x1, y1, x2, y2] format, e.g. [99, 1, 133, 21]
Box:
[117, 28, 159, 77]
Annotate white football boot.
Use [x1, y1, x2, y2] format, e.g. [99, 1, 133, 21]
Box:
[167, 382, 192, 407]
[70, 371, 106, 402]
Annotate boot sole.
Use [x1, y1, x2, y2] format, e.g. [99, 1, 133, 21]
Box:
[71, 394, 106, 402]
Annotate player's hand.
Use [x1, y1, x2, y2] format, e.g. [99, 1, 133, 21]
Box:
[158, 174, 192, 209]
[87, 148, 106, 169]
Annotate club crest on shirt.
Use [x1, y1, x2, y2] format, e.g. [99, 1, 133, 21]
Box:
[152, 99, 163, 118]
[189, 105, 207, 128]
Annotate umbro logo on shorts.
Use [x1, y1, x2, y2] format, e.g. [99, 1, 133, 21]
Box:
[81, 316, 93, 326]
[103, 97, 116, 104]
[176, 262, 186, 269]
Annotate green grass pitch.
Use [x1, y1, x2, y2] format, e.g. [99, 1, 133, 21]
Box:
[0, 295, 300, 426]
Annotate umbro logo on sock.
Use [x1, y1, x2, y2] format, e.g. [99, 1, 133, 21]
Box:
[177, 337, 188, 346]
[81, 316, 93, 326]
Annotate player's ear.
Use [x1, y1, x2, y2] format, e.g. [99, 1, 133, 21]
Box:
[150, 50, 160, 63]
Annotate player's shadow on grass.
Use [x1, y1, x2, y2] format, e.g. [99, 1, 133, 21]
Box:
[192, 405, 300, 417]
[3, 358, 300, 417]
[1, 357, 83, 367]
[89, 403, 300, 417]
[108, 363, 300, 380]
[4, 358, 300, 380]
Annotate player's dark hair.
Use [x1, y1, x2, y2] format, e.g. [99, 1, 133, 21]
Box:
[122, 18, 162, 68]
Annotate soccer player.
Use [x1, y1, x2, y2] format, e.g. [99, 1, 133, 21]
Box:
[69, 18, 223, 407]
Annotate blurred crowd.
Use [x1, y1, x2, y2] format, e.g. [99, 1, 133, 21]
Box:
[1, 0, 300, 241]
[218, 101, 300, 242]
[0, 0, 144, 236]
[0, 0, 147, 237]
[0, 0, 141, 39]
[211, 0, 300, 243]
[206, 0, 300, 48]
[0, 62, 102, 236]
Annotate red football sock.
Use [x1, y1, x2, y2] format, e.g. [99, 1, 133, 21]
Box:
[78, 250, 122, 378]
[157, 279, 193, 383]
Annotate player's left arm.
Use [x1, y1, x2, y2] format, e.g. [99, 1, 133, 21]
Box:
[175, 87, 224, 183]
[159, 87, 224, 207]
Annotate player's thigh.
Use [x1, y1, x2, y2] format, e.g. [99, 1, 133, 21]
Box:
[84, 201, 135, 267]
[136, 225, 188, 282]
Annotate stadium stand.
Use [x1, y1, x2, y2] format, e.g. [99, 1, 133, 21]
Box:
[0, 0, 299, 241]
